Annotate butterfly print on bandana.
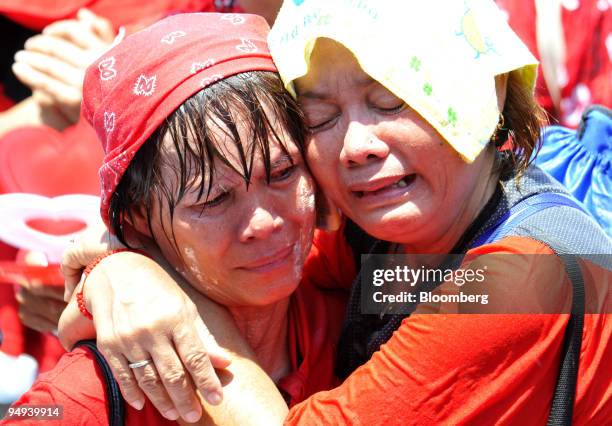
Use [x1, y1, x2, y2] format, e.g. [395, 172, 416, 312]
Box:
[221, 14, 246, 25]
[190, 59, 216, 74]
[161, 30, 187, 45]
[98, 57, 117, 81]
[133, 74, 157, 96]
[103, 111, 115, 134]
[236, 38, 257, 53]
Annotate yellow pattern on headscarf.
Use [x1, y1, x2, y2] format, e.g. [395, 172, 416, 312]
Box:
[268, 0, 538, 162]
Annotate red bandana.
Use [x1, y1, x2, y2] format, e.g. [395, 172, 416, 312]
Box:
[82, 12, 277, 226]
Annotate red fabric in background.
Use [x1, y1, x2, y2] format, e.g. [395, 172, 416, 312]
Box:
[0, 282, 21, 356]
[497, 0, 611, 127]
[0, 83, 15, 112]
[0, 121, 102, 372]
[0, 0, 231, 31]
[0, 122, 103, 196]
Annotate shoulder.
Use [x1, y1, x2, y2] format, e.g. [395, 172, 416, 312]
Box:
[500, 165, 612, 254]
[5, 347, 109, 426]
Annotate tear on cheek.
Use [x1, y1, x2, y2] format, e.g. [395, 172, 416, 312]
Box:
[293, 221, 314, 280]
[183, 246, 204, 282]
[296, 176, 315, 215]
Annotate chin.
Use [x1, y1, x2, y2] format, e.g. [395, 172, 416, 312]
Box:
[240, 276, 301, 306]
[352, 203, 430, 243]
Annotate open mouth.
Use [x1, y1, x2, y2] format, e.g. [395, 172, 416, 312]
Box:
[354, 174, 416, 198]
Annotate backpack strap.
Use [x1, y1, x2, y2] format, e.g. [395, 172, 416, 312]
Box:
[546, 252, 585, 426]
[73, 340, 125, 426]
[472, 192, 587, 248]
[472, 192, 586, 426]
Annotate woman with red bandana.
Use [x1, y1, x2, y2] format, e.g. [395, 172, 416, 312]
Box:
[1, 12, 345, 425]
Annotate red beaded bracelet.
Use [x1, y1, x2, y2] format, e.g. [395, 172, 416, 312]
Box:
[76, 248, 147, 320]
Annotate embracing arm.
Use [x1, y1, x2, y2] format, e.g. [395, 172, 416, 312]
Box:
[59, 249, 287, 425]
[57, 223, 358, 424]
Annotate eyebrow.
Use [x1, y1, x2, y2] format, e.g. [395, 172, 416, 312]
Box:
[298, 75, 376, 100]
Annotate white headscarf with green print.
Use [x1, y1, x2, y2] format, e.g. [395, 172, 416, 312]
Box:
[268, 0, 538, 162]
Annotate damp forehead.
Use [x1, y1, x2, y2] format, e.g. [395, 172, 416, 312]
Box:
[158, 102, 302, 194]
[294, 38, 377, 99]
[159, 134, 303, 205]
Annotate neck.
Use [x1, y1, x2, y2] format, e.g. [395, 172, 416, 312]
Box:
[227, 299, 291, 382]
[402, 154, 499, 255]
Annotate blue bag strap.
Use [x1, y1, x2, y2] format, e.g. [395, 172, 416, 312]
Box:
[471, 192, 586, 248]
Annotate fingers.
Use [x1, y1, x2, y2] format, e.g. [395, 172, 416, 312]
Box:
[131, 359, 182, 421]
[24, 34, 90, 68]
[16, 288, 66, 332]
[63, 274, 81, 303]
[77, 9, 116, 43]
[12, 62, 82, 113]
[14, 50, 83, 87]
[148, 346, 203, 422]
[43, 20, 109, 51]
[174, 321, 225, 407]
[32, 90, 55, 107]
[19, 279, 65, 302]
[102, 349, 146, 411]
[18, 307, 58, 333]
[61, 234, 110, 302]
[17, 286, 67, 318]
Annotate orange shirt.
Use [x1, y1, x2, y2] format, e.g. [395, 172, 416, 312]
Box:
[285, 229, 611, 425]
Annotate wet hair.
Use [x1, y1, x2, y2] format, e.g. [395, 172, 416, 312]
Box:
[493, 71, 547, 179]
[108, 71, 308, 248]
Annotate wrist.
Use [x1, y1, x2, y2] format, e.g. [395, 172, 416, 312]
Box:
[78, 248, 149, 319]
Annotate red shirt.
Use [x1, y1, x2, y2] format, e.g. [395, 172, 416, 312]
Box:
[285, 229, 611, 425]
[2, 277, 346, 425]
[496, 0, 611, 128]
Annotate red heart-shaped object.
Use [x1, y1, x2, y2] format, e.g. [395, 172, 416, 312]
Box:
[25, 218, 87, 236]
[0, 193, 102, 263]
[0, 121, 103, 196]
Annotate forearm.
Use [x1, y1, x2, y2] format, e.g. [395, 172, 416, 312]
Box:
[59, 250, 288, 425]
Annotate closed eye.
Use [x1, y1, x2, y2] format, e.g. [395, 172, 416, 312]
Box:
[375, 103, 406, 114]
[199, 191, 230, 214]
[271, 164, 297, 182]
[307, 115, 339, 133]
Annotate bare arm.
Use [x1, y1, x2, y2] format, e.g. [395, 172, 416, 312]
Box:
[60, 249, 287, 424]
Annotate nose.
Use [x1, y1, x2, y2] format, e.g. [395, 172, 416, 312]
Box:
[340, 120, 390, 167]
[239, 205, 284, 243]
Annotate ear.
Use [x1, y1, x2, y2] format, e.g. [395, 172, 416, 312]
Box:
[123, 204, 154, 240]
[495, 73, 509, 112]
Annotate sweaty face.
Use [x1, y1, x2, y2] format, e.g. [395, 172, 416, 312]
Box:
[149, 117, 315, 308]
[295, 39, 495, 252]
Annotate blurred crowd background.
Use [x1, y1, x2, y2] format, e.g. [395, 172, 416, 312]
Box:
[0, 0, 609, 416]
